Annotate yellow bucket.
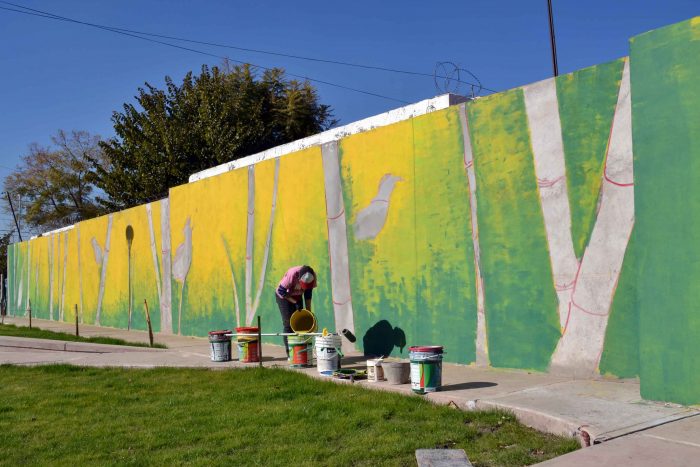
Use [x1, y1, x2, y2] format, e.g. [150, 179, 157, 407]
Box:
[290, 309, 317, 334]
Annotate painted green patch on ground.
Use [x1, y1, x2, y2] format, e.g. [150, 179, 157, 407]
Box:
[413, 108, 477, 364]
[0, 324, 166, 348]
[631, 17, 700, 405]
[468, 89, 560, 371]
[0, 366, 579, 466]
[556, 58, 625, 258]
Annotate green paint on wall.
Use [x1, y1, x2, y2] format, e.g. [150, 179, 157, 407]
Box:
[632, 17, 700, 405]
[340, 120, 416, 359]
[468, 89, 560, 371]
[557, 58, 624, 258]
[413, 108, 477, 364]
[599, 230, 639, 378]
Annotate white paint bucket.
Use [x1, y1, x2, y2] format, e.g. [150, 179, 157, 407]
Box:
[367, 359, 385, 382]
[208, 330, 231, 362]
[315, 335, 342, 374]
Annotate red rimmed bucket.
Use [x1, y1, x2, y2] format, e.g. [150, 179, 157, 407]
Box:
[235, 327, 260, 363]
[409, 346, 444, 394]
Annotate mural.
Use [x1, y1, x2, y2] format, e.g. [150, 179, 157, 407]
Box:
[7, 17, 700, 405]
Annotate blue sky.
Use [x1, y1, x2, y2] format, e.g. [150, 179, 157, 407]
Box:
[0, 0, 697, 235]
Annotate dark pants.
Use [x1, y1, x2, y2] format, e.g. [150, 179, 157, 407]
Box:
[276, 294, 303, 356]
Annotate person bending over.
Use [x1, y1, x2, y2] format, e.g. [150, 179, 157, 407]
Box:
[275, 265, 317, 358]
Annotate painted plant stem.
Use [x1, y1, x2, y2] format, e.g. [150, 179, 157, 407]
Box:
[245, 166, 254, 321]
[249, 158, 279, 325]
[95, 215, 114, 326]
[77, 226, 84, 323]
[146, 204, 163, 316]
[172, 218, 192, 335]
[48, 234, 55, 320]
[458, 104, 489, 366]
[160, 200, 173, 334]
[221, 235, 241, 328]
[60, 232, 68, 321]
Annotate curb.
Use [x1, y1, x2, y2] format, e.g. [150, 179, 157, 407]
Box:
[0, 336, 165, 354]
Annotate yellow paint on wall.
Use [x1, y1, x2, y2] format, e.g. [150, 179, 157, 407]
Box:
[76, 214, 110, 324]
[62, 230, 81, 322]
[252, 158, 276, 314]
[100, 203, 161, 329]
[340, 119, 416, 320]
[263, 146, 333, 327]
[169, 166, 248, 333]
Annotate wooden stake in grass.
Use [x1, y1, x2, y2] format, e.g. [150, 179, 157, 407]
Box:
[257, 315, 262, 368]
[28, 299, 32, 329]
[75, 304, 79, 337]
[144, 299, 154, 348]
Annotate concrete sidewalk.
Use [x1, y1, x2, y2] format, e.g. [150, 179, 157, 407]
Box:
[1, 316, 698, 465]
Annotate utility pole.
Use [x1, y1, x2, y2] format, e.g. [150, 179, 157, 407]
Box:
[6, 192, 22, 242]
[547, 0, 559, 77]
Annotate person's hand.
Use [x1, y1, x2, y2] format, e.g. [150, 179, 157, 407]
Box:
[286, 297, 297, 304]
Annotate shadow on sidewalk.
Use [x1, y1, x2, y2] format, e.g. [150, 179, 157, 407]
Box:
[440, 381, 497, 391]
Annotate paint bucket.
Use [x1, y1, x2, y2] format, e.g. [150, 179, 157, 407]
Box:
[288, 334, 313, 367]
[366, 359, 384, 382]
[315, 334, 342, 373]
[208, 330, 231, 362]
[409, 346, 444, 394]
[382, 359, 410, 384]
[290, 309, 317, 334]
[235, 326, 260, 363]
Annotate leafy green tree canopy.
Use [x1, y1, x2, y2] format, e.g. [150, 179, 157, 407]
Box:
[3, 130, 107, 232]
[95, 64, 337, 210]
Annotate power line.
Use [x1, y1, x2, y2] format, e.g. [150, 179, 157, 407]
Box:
[0, 1, 496, 94]
[0, 3, 412, 104]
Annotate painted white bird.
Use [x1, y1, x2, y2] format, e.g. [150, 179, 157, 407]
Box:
[354, 174, 403, 240]
[173, 218, 192, 334]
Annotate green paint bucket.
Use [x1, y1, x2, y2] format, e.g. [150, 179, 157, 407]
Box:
[410, 346, 443, 394]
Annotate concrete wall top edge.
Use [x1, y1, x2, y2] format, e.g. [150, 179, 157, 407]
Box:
[187, 93, 468, 183]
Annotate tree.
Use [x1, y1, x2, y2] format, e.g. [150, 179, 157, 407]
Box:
[0, 231, 11, 314]
[95, 64, 338, 210]
[3, 130, 107, 232]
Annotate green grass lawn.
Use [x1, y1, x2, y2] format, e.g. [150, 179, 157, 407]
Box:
[0, 324, 166, 348]
[0, 366, 579, 466]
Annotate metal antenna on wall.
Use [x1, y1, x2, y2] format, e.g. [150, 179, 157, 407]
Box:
[433, 62, 483, 98]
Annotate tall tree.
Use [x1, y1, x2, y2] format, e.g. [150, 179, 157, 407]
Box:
[4, 130, 107, 232]
[95, 64, 337, 210]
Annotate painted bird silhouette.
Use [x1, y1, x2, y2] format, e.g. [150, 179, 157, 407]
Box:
[173, 218, 192, 335]
[354, 174, 403, 240]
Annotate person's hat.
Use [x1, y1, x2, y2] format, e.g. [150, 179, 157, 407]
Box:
[300, 271, 315, 289]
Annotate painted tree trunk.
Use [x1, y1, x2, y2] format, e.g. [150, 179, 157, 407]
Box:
[160, 200, 173, 334]
[321, 141, 356, 352]
[245, 166, 255, 322]
[458, 104, 489, 366]
[549, 59, 634, 374]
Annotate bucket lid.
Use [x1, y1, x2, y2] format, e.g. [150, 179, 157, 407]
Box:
[409, 345, 443, 353]
[236, 327, 259, 333]
[209, 330, 230, 336]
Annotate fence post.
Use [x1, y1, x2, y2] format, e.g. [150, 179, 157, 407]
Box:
[144, 299, 154, 347]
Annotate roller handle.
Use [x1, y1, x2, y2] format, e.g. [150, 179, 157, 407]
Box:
[341, 328, 356, 343]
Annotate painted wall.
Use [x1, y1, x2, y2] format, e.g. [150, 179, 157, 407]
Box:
[7, 17, 699, 405]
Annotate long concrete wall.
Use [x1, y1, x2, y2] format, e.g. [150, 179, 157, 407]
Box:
[7, 17, 700, 405]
